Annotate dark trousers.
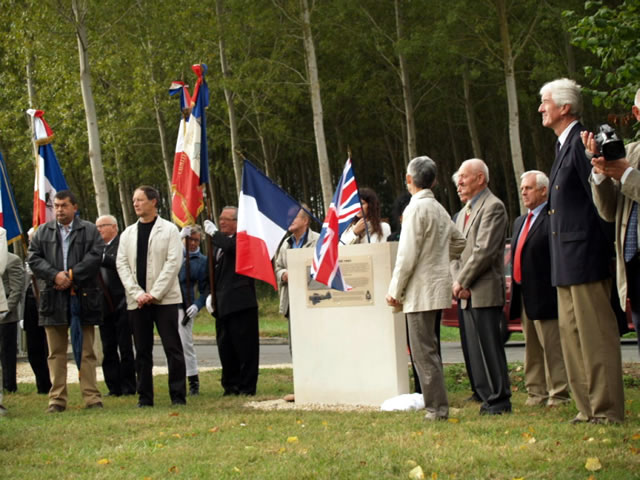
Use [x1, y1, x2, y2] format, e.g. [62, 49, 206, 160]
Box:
[458, 304, 478, 397]
[0, 322, 17, 392]
[100, 306, 136, 395]
[625, 256, 640, 357]
[128, 304, 186, 405]
[23, 285, 51, 394]
[216, 307, 259, 395]
[460, 301, 511, 412]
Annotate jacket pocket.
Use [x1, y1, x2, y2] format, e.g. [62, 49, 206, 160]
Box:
[39, 288, 56, 316]
[78, 287, 102, 315]
[559, 231, 587, 243]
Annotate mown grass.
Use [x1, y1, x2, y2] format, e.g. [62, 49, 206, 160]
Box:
[2, 364, 639, 479]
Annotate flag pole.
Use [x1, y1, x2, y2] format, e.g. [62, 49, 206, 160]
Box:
[347, 146, 370, 243]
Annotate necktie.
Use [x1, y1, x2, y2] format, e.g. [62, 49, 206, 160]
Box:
[555, 140, 561, 158]
[513, 212, 534, 284]
[463, 203, 471, 228]
[624, 202, 638, 262]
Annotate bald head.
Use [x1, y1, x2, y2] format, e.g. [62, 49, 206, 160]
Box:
[457, 159, 489, 203]
[96, 215, 119, 243]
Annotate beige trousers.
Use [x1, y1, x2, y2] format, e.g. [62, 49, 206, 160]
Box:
[556, 279, 624, 423]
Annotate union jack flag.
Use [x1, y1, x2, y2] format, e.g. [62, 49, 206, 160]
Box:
[311, 158, 362, 291]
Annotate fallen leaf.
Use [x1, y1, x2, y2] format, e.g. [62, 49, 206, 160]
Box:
[585, 457, 602, 472]
[322, 421, 328, 426]
[511, 477, 524, 480]
[632, 433, 640, 441]
[630, 447, 639, 455]
[233, 467, 241, 473]
[448, 418, 460, 424]
[168, 465, 179, 473]
[602, 438, 611, 443]
[587, 437, 595, 442]
[287, 436, 299, 444]
[527, 437, 536, 444]
[409, 465, 425, 480]
[240, 423, 247, 427]
[169, 412, 179, 417]
[172, 434, 181, 439]
[431, 473, 438, 480]
[406, 460, 417, 467]
[209, 426, 220, 433]
[296, 419, 303, 424]
[278, 447, 286, 454]
[97, 458, 110, 465]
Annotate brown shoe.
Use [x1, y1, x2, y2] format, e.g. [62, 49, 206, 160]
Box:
[46, 404, 66, 414]
[86, 402, 104, 409]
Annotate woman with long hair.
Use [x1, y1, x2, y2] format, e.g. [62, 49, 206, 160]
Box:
[341, 187, 391, 244]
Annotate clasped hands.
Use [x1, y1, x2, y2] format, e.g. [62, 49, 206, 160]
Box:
[136, 292, 155, 309]
[581, 131, 629, 181]
[54, 271, 72, 290]
[452, 281, 470, 300]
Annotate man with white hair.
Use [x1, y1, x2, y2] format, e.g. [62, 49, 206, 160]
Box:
[539, 78, 623, 424]
[452, 158, 512, 415]
[589, 87, 640, 357]
[509, 170, 568, 407]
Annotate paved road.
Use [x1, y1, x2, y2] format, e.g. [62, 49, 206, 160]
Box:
[153, 340, 640, 367]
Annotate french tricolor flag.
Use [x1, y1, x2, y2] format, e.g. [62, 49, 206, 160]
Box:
[236, 160, 301, 289]
[26, 109, 69, 229]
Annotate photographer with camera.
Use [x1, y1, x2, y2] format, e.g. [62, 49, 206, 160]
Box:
[588, 87, 640, 359]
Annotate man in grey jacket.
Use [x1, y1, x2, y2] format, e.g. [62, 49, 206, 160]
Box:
[0, 252, 25, 393]
[28, 190, 104, 413]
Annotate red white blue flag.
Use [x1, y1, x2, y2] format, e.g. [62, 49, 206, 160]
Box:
[0, 150, 24, 245]
[311, 158, 361, 291]
[170, 64, 209, 227]
[27, 109, 69, 229]
[236, 160, 301, 289]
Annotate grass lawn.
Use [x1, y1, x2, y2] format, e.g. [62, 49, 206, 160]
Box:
[2, 364, 639, 479]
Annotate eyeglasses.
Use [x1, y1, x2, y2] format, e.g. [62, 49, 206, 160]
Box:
[219, 217, 237, 221]
[96, 224, 115, 229]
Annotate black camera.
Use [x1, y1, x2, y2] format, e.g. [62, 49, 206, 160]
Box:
[594, 123, 626, 161]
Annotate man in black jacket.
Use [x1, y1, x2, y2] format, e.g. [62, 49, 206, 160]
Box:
[509, 170, 568, 407]
[539, 78, 624, 424]
[96, 215, 136, 397]
[204, 207, 259, 396]
[28, 190, 104, 413]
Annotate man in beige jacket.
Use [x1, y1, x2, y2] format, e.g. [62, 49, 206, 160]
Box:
[0, 228, 8, 416]
[117, 185, 185, 407]
[589, 87, 640, 358]
[387, 156, 465, 421]
[452, 159, 511, 415]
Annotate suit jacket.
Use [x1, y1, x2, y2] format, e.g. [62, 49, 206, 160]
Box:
[452, 188, 507, 309]
[548, 122, 613, 287]
[116, 216, 183, 310]
[211, 231, 257, 318]
[100, 234, 126, 312]
[509, 209, 557, 320]
[1, 253, 25, 324]
[387, 189, 466, 313]
[591, 140, 640, 310]
[275, 229, 319, 315]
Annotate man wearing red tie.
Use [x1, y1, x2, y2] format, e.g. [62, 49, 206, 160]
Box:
[510, 171, 569, 407]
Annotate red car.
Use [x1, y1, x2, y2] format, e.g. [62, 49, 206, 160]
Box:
[441, 242, 634, 343]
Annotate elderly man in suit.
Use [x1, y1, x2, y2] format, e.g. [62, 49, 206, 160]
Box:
[204, 207, 259, 396]
[588, 87, 640, 358]
[452, 158, 511, 415]
[539, 78, 624, 424]
[0, 228, 8, 415]
[387, 156, 466, 421]
[510, 170, 569, 407]
[0, 252, 25, 393]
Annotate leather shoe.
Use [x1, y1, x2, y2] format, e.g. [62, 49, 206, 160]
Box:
[137, 402, 153, 408]
[465, 393, 482, 403]
[569, 415, 589, 424]
[171, 399, 187, 406]
[524, 397, 545, 407]
[86, 402, 103, 409]
[424, 412, 448, 421]
[480, 404, 512, 415]
[46, 404, 66, 413]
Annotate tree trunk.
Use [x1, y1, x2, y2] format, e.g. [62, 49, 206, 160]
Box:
[300, 0, 333, 211]
[26, 56, 39, 161]
[72, 0, 110, 216]
[394, 0, 417, 162]
[462, 65, 482, 159]
[251, 90, 273, 179]
[152, 96, 172, 194]
[113, 143, 133, 226]
[496, 0, 525, 213]
[215, 0, 243, 196]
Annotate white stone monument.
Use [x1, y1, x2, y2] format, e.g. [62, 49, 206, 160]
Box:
[287, 242, 409, 406]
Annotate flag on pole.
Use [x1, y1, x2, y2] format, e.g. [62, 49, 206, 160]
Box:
[311, 158, 362, 291]
[0, 150, 24, 245]
[170, 64, 209, 227]
[236, 160, 301, 289]
[27, 109, 69, 229]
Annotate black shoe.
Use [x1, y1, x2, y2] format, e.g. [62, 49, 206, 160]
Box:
[480, 404, 512, 415]
[188, 375, 200, 396]
[137, 402, 153, 408]
[465, 393, 482, 403]
[104, 392, 121, 397]
[171, 399, 187, 406]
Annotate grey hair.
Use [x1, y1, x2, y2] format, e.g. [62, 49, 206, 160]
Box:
[407, 156, 437, 189]
[635, 87, 640, 109]
[520, 170, 549, 190]
[96, 214, 118, 225]
[190, 224, 203, 236]
[221, 206, 238, 219]
[462, 158, 490, 184]
[540, 78, 583, 117]
[451, 170, 459, 185]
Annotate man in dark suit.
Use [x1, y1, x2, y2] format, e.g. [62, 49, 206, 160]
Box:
[96, 215, 136, 397]
[0, 252, 25, 392]
[539, 78, 624, 424]
[509, 171, 569, 407]
[204, 207, 259, 396]
[452, 159, 511, 415]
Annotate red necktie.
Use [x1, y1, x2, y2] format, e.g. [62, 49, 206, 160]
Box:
[513, 212, 533, 284]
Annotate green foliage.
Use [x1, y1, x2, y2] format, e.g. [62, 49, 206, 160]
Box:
[566, 0, 640, 110]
